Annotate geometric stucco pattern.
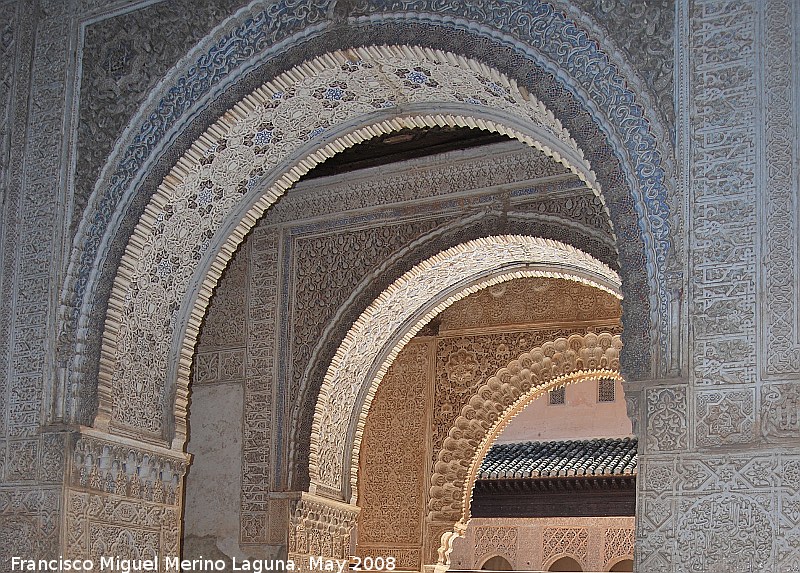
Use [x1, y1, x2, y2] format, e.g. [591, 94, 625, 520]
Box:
[74, 0, 250, 233]
[449, 517, 634, 572]
[99, 46, 595, 444]
[311, 236, 621, 498]
[638, 453, 800, 572]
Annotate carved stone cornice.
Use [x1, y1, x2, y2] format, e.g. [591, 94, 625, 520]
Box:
[70, 427, 189, 506]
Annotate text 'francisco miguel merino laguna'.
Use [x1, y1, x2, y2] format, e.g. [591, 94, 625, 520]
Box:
[11, 556, 356, 572]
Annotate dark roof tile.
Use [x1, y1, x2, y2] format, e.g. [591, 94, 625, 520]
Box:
[478, 437, 638, 480]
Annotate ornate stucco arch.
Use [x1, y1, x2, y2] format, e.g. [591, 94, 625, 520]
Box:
[88, 47, 635, 450]
[310, 236, 621, 501]
[428, 336, 623, 566]
[59, 0, 671, 435]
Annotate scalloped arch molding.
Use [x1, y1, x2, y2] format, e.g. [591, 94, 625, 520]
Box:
[65, 4, 669, 446]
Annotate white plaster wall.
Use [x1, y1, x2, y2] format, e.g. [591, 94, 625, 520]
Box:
[183, 383, 244, 554]
[495, 378, 631, 443]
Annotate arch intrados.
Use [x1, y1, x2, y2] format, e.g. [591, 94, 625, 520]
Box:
[95, 46, 618, 446]
[546, 555, 585, 571]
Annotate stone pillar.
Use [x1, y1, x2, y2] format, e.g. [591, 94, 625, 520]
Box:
[63, 428, 189, 569]
[288, 493, 359, 572]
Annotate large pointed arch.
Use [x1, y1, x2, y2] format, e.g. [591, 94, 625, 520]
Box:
[90, 47, 631, 449]
[59, 1, 672, 436]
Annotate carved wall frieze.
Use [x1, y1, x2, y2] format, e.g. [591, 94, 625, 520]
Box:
[65, 491, 180, 563]
[689, 0, 757, 386]
[762, 0, 800, 375]
[240, 226, 279, 544]
[288, 493, 359, 559]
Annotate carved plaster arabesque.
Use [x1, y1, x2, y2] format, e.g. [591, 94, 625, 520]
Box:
[62, 0, 668, 444]
[762, 0, 800, 375]
[309, 236, 622, 499]
[1, 0, 72, 565]
[689, 0, 757, 386]
[95, 46, 602, 447]
[356, 339, 431, 570]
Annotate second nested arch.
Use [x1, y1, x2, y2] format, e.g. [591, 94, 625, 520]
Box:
[309, 235, 623, 501]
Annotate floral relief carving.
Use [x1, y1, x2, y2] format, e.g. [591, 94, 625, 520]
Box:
[645, 387, 687, 452]
[66, 491, 180, 563]
[291, 220, 442, 399]
[357, 341, 431, 570]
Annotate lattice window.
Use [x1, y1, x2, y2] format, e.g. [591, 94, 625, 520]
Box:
[549, 386, 566, 405]
[598, 378, 616, 402]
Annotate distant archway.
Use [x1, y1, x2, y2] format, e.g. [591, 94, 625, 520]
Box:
[548, 556, 583, 571]
[481, 555, 513, 570]
[310, 236, 622, 501]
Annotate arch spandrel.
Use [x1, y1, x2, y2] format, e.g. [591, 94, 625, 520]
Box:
[94, 47, 613, 446]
